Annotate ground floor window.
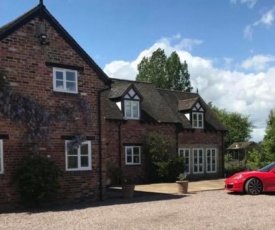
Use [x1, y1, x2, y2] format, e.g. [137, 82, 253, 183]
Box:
[206, 148, 217, 173]
[178, 148, 190, 174]
[125, 146, 141, 165]
[0, 140, 3, 174]
[65, 140, 92, 171]
[193, 148, 204, 173]
[178, 147, 218, 174]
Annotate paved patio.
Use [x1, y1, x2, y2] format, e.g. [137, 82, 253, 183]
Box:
[135, 178, 225, 194]
[108, 178, 225, 197]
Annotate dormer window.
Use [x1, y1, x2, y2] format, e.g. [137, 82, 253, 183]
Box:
[192, 112, 204, 128]
[192, 102, 204, 129]
[123, 88, 140, 120]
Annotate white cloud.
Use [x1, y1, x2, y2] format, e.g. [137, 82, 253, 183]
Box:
[241, 55, 275, 71]
[244, 6, 275, 39]
[104, 36, 275, 142]
[260, 6, 275, 26]
[230, 0, 257, 9]
[104, 60, 137, 80]
[174, 38, 203, 51]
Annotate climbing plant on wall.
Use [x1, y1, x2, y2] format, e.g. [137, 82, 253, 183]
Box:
[0, 71, 91, 154]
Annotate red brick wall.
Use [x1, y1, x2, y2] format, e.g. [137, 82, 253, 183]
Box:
[104, 119, 175, 184]
[0, 17, 107, 204]
[178, 130, 224, 180]
[103, 119, 224, 183]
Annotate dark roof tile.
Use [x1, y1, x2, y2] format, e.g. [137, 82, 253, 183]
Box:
[178, 98, 199, 111]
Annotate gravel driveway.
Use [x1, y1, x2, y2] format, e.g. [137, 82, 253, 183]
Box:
[1, 190, 274, 230]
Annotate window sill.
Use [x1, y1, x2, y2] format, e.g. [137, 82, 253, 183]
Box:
[53, 90, 78, 94]
[123, 118, 140, 121]
[66, 168, 92, 172]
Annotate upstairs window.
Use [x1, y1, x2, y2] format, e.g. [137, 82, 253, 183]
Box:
[53, 68, 78, 94]
[123, 88, 140, 120]
[0, 140, 3, 174]
[192, 102, 204, 129]
[124, 101, 139, 119]
[65, 140, 92, 171]
[192, 112, 204, 128]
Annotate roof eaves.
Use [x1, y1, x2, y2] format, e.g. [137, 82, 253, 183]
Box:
[0, 5, 40, 40]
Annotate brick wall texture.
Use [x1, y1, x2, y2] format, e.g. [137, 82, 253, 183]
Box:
[0, 17, 107, 205]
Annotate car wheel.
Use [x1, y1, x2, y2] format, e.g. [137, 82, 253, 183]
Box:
[245, 178, 263, 195]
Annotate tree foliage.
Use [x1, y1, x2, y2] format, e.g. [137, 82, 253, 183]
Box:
[261, 109, 275, 161]
[209, 104, 254, 147]
[136, 48, 192, 92]
[142, 132, 184, 182]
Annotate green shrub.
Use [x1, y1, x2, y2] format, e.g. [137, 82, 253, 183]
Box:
[142, 132, 184, 182]
[245, 148, 269, 170]
[154, 157, 184, 182]
[224, 161, 247, 177]
[13, 155, 63, 206]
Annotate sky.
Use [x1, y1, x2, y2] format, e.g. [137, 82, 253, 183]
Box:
[1, 0, 275, 142]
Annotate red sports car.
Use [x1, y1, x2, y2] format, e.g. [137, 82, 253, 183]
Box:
[224, 162, 275, 195]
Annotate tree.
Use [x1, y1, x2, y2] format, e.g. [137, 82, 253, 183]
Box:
[136, 48, 192, 92]
[261, 109, 275, 161]
[142, 132, 184, 182]
[209, 104, 254, 147]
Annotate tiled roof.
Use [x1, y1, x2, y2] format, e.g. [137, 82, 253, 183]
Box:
[227, 141, 257, 150]
[178, 98, 199, 111]
[102, 79, 227, 131]
[109, 83, 132, 99]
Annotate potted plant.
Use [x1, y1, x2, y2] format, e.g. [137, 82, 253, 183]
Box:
[106, 164, 136, 198]
[176, 173, 188, 194]
[121, 172, 135, 199]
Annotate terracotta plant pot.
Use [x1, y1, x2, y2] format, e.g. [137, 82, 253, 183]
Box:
[176, 181, 188, 194]
[122, 184, 135, 198]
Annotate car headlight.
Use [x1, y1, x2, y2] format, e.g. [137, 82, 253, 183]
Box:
[233, 174, 243, 180]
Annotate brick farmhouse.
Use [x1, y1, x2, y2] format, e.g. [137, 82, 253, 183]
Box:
[0, 2, 226, 205]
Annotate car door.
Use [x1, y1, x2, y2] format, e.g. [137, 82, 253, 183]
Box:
[262, 168, 275, 191]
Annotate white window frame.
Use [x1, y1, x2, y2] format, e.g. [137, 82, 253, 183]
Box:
[53, 68, 78, 94]
[192, 112, 204, 129]
[124, 100, 140, 120]
[178, 148, 190, 174]
[0, 140, 3, 174]
[65, 140, 92, 171]
[193, 148, 204, 174]
[206, 148, 217, 173]
[125, 146, 141, 165]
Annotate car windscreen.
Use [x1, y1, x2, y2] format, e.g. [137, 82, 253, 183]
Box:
[259, 162, 275, 172]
